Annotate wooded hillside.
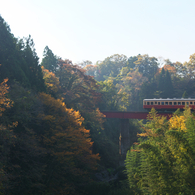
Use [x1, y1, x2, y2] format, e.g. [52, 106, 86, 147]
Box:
[1, 15, 195, 194]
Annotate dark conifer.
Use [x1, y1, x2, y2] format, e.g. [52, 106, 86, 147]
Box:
[165, 70, 174, 97]
[41, 46, 58, 73]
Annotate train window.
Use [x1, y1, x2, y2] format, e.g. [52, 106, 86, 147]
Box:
[174, 102, 177, 105]
[147, 102, 150, 105]
[158, 102, 160, 105]
[155, 102, 157, 104]
[190, 102, 193, 105]
[161, 102, 164, 105]
[165, 102, 168, 105]
[144, 102, 146, 105]
[178, 102, 181, 105]
[182, 102, 185, 105]
[169, 102, 172, 105]
[151, 102, 153, 105]
[186, 102, 189, 105]
[194, 102, 195, 105]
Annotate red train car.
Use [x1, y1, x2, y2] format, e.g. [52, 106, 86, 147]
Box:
[143, 98, 195, 110]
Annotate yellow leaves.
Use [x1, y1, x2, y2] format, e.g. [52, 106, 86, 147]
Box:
[0, 78, 13, 116]
[66, 108, 84, 126]
[137, 132, 148, 137]
[41, 66, 60, 94]
[169, 115, 187, 131]
[93, 108, 105, 122]
[38, 92, 99, 170]
[8, 121, 18, 129]
[139, 108, 190, 144]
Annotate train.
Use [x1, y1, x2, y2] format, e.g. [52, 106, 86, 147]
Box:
[143, 98, 195, 110]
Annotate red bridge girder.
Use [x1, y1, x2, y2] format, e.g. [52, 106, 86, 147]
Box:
[101, 111, 172, 119]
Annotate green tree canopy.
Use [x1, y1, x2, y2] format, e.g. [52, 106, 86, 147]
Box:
[41, 46, 58, 73]
[126, 108, 195, 194]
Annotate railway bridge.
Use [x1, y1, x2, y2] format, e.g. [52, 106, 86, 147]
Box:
[101, 111, 172, 165]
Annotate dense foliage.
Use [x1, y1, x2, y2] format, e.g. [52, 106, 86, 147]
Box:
[85, 53, 195, 111]
[0, 15, 121, 195]
[126, 108, 195, 194]
[1, 13, 195, 194]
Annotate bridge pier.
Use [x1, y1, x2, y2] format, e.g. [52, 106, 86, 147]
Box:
[101, 111, 172, 166]
[119, 119, 130, 166]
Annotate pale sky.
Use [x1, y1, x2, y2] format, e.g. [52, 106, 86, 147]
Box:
[1, 0, 195, 64]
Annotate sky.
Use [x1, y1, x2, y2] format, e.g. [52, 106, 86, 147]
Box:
[1, 0, 195, 65]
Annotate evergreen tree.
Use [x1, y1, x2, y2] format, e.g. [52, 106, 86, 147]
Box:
[164, 70, 174, 97]
[0, 15, 29, 86]
[41, 46, 58, 73]
[158, 68, 174, 98]
[158, 67, 165, 96]
[0, 15, 45, 92]
[21, 36, 45, 92]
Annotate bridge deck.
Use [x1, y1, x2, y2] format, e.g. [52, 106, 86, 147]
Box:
[101, 111, 172, 119]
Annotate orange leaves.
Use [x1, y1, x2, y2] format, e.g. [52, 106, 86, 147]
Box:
[92, 108, 106, 125]
[156, 65, 176, 76]
[0, 78, 13, 116]
[122, 70, 147, 88]
[66, 108, 84, 126]
[38, 92, 99, 171]
[55, 59, 101, 111]
[137, 132, 148, 137]
[84, 64, 97, 76]
[35, 92, 100, 193]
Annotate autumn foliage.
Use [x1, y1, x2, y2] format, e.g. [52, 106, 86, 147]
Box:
[126, 108, 195, 194]
[0, 78, 13, 115]
[37, 93, 100, 194]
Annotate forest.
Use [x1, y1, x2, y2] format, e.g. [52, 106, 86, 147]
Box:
[1, 14, 195, 194]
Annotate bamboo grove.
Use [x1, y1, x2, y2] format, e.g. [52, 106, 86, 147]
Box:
[126, 108, 195, 194]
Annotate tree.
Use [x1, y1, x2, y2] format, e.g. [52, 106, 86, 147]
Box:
[0, 15, 29, 87]
[20, 36, 45, 92]
[164, 70, 174, 97]
[41, 66, 60, 98]
[84, 64, 97, 77]
[0, 83, 46, 194]
[1, 82, 100, 194]
[79, 60, 93, 68]
[125, 108, 195, 194]
[117, 69, 148, 111]
[98, 79, 123, 111]
[133, 54, 158, 81]
[56, 59, 101, 111]
[36, 93, 100, 194]
[184, 53, 195, 79]
[158, 68, 174, 98]
[0, 16, 45, 92]
[0, 79, 15, 194]
[41, 46, 58, 73]
[95, 54, 127, 81]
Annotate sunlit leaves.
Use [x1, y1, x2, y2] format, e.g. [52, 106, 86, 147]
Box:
[0, 78, 13, 116]
[56, 59, 101, 111]
[37, 92, 99, 193]
[169, 115, 187, 131]
[126, 108, 195, 194]
[41, 66, 60, 96]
